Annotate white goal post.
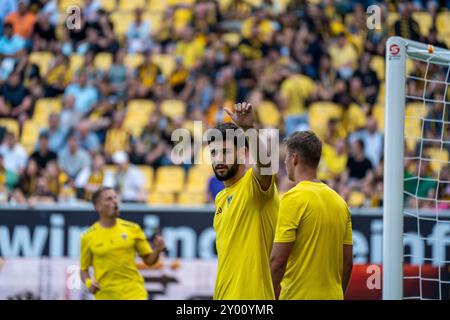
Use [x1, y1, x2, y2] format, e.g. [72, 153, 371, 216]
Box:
[383, 36, 450, 300]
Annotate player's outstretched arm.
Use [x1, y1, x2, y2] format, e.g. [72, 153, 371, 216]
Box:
[225, 102, 273, 190]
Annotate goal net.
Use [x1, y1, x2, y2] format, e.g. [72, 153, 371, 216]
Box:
[383, 37, 450, 300]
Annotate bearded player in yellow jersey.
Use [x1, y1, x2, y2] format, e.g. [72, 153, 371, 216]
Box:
[207, 102, 279, 300]
[270, 131, 353, 300]
[79, 187, 166, 300]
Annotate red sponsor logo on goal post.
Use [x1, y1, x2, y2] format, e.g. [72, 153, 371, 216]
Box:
[389, 44, 400, 56]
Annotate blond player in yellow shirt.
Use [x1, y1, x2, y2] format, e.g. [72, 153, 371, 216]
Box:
[270, 131, 353, 300]
[79, 187, 166, 300]
[206, 102, 279, 300]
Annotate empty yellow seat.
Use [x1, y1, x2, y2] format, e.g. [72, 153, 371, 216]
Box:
[33, 98, 63, 126]
[148, 191, 175, 205]
[70, 54, 85, 73]
[404, 102, 427, 151]
[309, 101, 342, 139]
[152, 54, 175, 78]
[29, 51, 53, 77]
[0, 118, 19, 138]
[370, 55, 385, 81]
[124, 53, 145, 70]
[153, 166, 185, 193]
[138, 165, 154, 191]
[21, 120, 46, 154]
[412, 11, 433, 37]
[124, 100, 155, 137]
[436, 12, 450, 36]
[223, 33, 242, 47]
[59, 0, 83, 11]
[119, 0, 147, 11]
[178, 192, 206, 205]
[424, 147, 449, 173]
[94, 52, 113, 71]
[99, 0, 117, 11]
[348, 191, 366, 207]
[186, 165, 213, 192]
[372, 103, 384, 132]
[111, 11, 134, 37]
[161, 99, 186, 120]
[105, 164, 118, 175]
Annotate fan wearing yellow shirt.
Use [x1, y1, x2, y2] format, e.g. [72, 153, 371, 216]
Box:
[79, 187, 166, 300]
[270, 131, 353, 300]
[206, 102, 279, 300]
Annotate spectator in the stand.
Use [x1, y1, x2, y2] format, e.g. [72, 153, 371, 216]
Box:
[394, 2, 421, 42]
[82, 0, 100, 24]
[0, 72, 33, 122]
[75, 153, 115, 200]
[350, 117, 383, 168]
[112, 150, 146, 203]
[4, 0, 36, 41]
[127, 8, 152, 54]
[32, 11, 57, 51]
[0, 154, 19, 194]
[44, 52, 72, 97]
[104, 110, 131, 159]
[39, 0, 59, 27]
[58, 133, 91, 178]
[28, 175, 57, 205]
[345, 139, 373, 183]
[75, 120, 101, 154]
[65, 71, 99, 115]
[353, 52, 379, 106]
[90, 9, 119, 54]
[0, 131, 27, 175]
[42, 113, 68, 152]
[134, 51, 162, 98]
[328, 32, 358, 80]
[45, 160, 68, 200]
[30, 132, 57, 171]
[108, 49, 129, 101]
[0, 0, 17, 35]
[17, 158, 39, 198]
[0, 22, 26, 63]
[59, 95, 82, 130]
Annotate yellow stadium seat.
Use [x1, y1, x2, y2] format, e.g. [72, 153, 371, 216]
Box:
[257, 101, 280, 127]
[153, 166, 185, 193]
[372, 103, 384, 132]
[387, 12, 400, 28]
[186, 165, 213, 192]
[143, 11, 162, 34]
[348, 191, 365, 207]
[152, 54, 175, 78]
[59, 0, 83, 11]
[436, 12, 450, 36]
[99, 0, 117, 11]
[111, 11, 134, 37]
[94, 52, 113, 71]
[412, 11, 433, 37]
[124, 53, 145, 70]
[405, 102, 427, 151]
[124, 100, 155, 137]
[70, 54, 85, 73]
[425, 147, 450, 173]
[33, 98, 63, 126]
[147, 191, 175, 205]
[138, 165, 154, 191]
[0, 118, 19, 138]
[148, 0, 168, 11]
[344, 103, 367, 133]
[173, 8, 193, 31]
[370, 55, 385, 81]
[118, 0, 147, 11]
[29, 51, 53, 77]
[161, 99, 186, 120]
[21, 120, 46, 154]
[178, 192, 206, 205]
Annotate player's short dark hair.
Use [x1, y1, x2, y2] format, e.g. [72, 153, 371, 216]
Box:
[284, 130, 322, 168]
[91, 187, 114, 206]
[205, 122, 248, 149]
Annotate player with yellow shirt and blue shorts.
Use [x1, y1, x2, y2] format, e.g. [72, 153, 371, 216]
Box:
[79, 187, 166, 300]
[207, 102, 279, 300]
[270, 131, 353, 300]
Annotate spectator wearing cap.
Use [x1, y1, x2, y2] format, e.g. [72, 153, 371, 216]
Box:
[4, 0, 36, 41]
[30, 132, 57, 171]
[112, 151, 146, 203]
[0, 131, 27, 175]
[58, 133, 91, 179]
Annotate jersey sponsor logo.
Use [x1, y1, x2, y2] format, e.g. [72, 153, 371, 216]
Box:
[215, 207, 222, 215]
[227, 195, 233, 207]
[121, 233, 127, 240]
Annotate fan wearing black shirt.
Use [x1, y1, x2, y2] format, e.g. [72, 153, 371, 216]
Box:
[30, 132, 57, 171]
[345, 139, 373, 183]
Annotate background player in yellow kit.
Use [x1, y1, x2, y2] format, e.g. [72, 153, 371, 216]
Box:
[207, 102, 279, 300]
[270, 131, 353, 300]
[79, 187, 166, 300]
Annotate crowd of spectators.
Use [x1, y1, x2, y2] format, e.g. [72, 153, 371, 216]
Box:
[0, 0, 449, 209]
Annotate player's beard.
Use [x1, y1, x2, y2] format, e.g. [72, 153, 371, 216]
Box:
[213, 163, 239, 181]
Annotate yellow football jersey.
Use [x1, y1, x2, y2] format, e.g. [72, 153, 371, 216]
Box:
[214, 168, 279, 300]
[275, 181, 353, 300]
[80, 218, 152, 300]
